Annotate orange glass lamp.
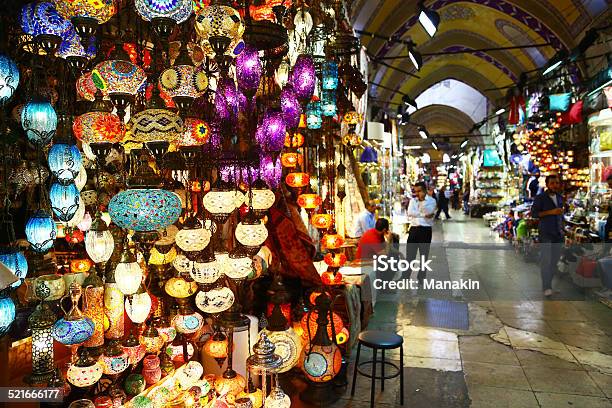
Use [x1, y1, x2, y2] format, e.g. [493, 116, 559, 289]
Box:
[70, 259, 92, 273]
[203, 331, 229, 367]
[139, 325, 165, 354]
[285, 172, 310, 188]
[342, 111, 362, 125]
[300, 311, 344, 342]
[311, 213, 333, 230]
[284, 132, 304, 148]
[297, 193, 322, 210]
[321, 232, 344, 250]
[323, 252, 346, 268]
[321, 270, 343, 286]
[280, 152, 301, 168]
[164, 276, 198, 298]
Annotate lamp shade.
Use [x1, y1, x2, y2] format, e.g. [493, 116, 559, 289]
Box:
[180, 117, 210, 146]
[236, 45, 261, 93]
[321, 61, 338, 90]
[285, 172, 309, 188]
[321, 232, 344, 249]
[0, 297, 16, 336]
[20, 1, 71, 38]
[172, 311, 204, 334]
[50, 182, 80, 222]
[159, 65, 207, 99]
[73, 111, 123, 143]
[125, 291, 151, 324]
[261, 328, 302, 373]
[52, 0, 117, 23]
[235, 220, 268, 247]
[26, 210, 56, 253]
[256, 110, 286, 154]
[175, 225, 211, 252]
[127, 108, 183, 144]
[52, 316, 94, 346]
[48, 143, 82, 184]
[250, 179, 275, 214]
[195, 287, 234, 314]
[189, 259, 221, 284]
[0, 53, 20, 104]
[297, 193, 321, 209]
[108, 189, 182, 232]
[21, 99, 57, 146]
[67, 360, 103, 388]
[164, 277, 197, 298]
[280, 85, 301, 129]
[99, 349, 129, 375]
[92, 60, 146, 96]
[305, 100, 322, 129]
[264, 387, 291, 408]
[290, 55, 316, 102]
[301, 343, 341, 382]
[0, 249, 28, 289]
[115, 258, 143, 296]
[135, 0, 192, 23]
[194, 4, 244, 44]
[85, 230, 114, 263]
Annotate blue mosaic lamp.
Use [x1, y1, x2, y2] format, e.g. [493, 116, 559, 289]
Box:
[0, 53, 20, 105]
[20, 1, 71, 37]
[321, 90, 337, 117]
[48, 142, 82, 184]
[0, 248, 28, 289]
[21, 99, 58, 146]
[135, 0, 193, 23]
[108, 189, 182, 232]
[52, 283, 95, 345]
[25, 210, 57, 253]
[50, 181, 80, 222]
[306, 100, 322, 129]
[0, 297, 16, 336]
[321, 61, 338, 90]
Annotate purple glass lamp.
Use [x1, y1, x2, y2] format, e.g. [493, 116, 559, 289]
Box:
[256, 110, 286, 154]
[236, 45, 261, 96]
[280, 85, 301, 129]
[290, 55, 316, 104]
[259, 154, 282, 189]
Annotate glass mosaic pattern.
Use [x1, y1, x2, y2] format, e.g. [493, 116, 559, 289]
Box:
[108, 189, 182, 232]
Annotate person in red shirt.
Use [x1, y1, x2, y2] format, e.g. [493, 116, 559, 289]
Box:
[356, 218, 390, 261]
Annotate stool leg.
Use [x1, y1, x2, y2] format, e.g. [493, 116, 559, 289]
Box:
[350, 343, 361, 397]
[371, 348, 377, 408]
[381, 349, 385, 392]
[400, 344, 404, 405]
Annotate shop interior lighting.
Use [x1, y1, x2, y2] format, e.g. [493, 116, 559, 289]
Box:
[403, 145, 422, 150]
[495, 108, 505, 115]
[442, 153, 450, 163]
[402, 94, 417, 110]
[418, 126, 428, 139]
[431, 141, 438, 150]
[418, 2, 440, 38]
[460, 139, 469, 148]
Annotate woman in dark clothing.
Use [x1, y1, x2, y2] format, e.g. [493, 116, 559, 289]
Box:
[435, 186, 451, 219]
[463, 185, 470, 215]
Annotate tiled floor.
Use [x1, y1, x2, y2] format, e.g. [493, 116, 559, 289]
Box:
[335, 210, 612, 408]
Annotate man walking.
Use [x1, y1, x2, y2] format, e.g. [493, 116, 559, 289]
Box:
[435, 186, 451, 220]
[532, 174, 564, 297]
[354, 200, 377, 237]
[406, 182, 437, 284]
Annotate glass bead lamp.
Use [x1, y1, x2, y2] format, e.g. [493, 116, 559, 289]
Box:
[126, 107, 183, 144]
[123, 333, 146, 366]
[140, 325, 164, 354]
[159, 65, 208, 105]
[202, 180, 242, 224]
[26, 209, 57, 253]
[0, 248, 28, 289]
[285, 172, 310, 188]
[203, 331, 228, 366]
[236, 45, 261, 95]
[26, 283, 57, 384]
[164, 276, 198, 298]
[321, 90, 337, 117]
[114, 243, 143, 296]
[50, 181, 80, 222]
[67, 350, 103, 388]
[290, 55, 316, 103]
[52, 283, 94, 345]
[256, 110, 286, 155]
[189, 257, 221, 284]
[176, 217, 211, 252]
[305, 100, 322, 129]
[0, 296, 16, 336]
[48, 142, 82, 184]
[261, 327, 302, 373]
[250, 179, 275, 218]
[20, 2, 71, 52]
[135, 0, 193, 23]
[226, 246, 254, 280]
[297, 193, 321, 210]
[321, 61, 338, 90]
[194, 3, 244, 48]
[52, 0, 116, 24]
[280, 85, 301, 129]
[0, 53, 20, 105]
[99, 342, 129, 375]
[321, 232, 344, 250]
[108, 189, 182, 232]
[172, 310, 204, 334]
[85, 213, 114, 264]
[235, 217, 268, 248]
[21, 98, 57, 146]
[181, 117, 210, 146]
[92, 59, 146, 98]
[73, 92, 123, 143]
[280, 152, 300, 168]
[260, 154, 282, 189]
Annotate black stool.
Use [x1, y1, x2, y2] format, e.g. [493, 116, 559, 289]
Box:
[350, 330, 404, 408]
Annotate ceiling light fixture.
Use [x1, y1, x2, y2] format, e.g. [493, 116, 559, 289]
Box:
[403, 145, 422, 150]
[443, 153, 450, 163]
[495, 108, 505, 115]
[460, 139, 469, 148]
[407, 42, 422, 71]
[418, 126, 428, 139]
[418, 2, 440, 38]
[402, 94, 417, 109]
[431, 141, 438, 150]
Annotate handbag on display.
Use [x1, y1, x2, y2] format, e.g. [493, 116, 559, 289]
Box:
[549, 93, 572, 112]
[576, 256, 597, 278]
[559, 101, 583, 125]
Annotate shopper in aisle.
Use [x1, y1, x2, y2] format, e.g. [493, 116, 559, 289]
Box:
[527, 171, 541, 201]
[435, 186, 452, 220]
[356, 218, 390, 260]
[354, 199, 377, 237]
[463, 184, 470, 215]
[406, 182, 437, 284]
[532, 174, 564, 297]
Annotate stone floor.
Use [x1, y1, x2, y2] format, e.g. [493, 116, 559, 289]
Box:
[292, 210, 612, 408]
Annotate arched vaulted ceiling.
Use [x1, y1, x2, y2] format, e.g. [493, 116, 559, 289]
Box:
[351, 0, 609, 120]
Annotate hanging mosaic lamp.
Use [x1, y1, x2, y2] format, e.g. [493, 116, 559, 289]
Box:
[321, 60, 338, 90]
[260, 154, 282, 189]
[0, 297, 16, 336]
[236, 44, 262, 94]
[285, 172, 310, 188]
[285, 131, 305, 148]
[20, 1, 70, 54]
[189, 256, 221, 284]
[235, 216, 268, 249]
[194, 3, 245, 49]
[21, 99, 57, 146]
[290, 55, 316, 103]
[125, 286, 152, 324]
[126, 94, 183, 144]
[25, 210, 57, 253]
[92, 58, 146, 99]
[73, 91, 124, 143]
[99, 342, 129, 375]
[52, 0, 116, 25]
[139, 325, 164, 354]
[297, 193, 322, 210]
[305, 99, 322, 129]
[321, 90, 337, 117]
[280, 85, 302, 129]
[175, 216, 211, 252]
[180, 117, 210, 146]
[84, 213, 114, 264]
[203, 331, 229, 366]
[321, 231, 344, 250]
[48, 142, 82, 184]
[164, 275, 198, 298]
[108, 189, 182, 232]
[195, 286, 234, 314]
[260, 327, 302, 373]
[172, 309, 204, 334]
[250, 178, 275, 218]
[256, 110, 286, 154]
[227, 246, 254, 280]
[67, 350, 103, 388]
[123, 333, 146, 366]
[202, 179, 243, 224]
[50, 181, 80, 222]
[135, 0, 193, 24]
[51, 283, 94, 345]
[0, 53, 20, 105]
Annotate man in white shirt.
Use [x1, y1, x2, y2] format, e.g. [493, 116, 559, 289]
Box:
[354, 200, 377, 237]
[406, 181, 437, 284]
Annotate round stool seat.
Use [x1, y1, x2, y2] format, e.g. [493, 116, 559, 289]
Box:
[358, 330, 403, 349]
